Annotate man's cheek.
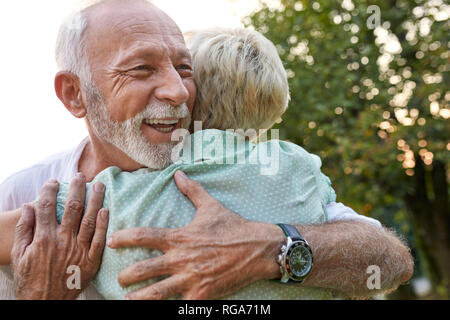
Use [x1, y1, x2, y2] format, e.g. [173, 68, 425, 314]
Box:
[108, 97, 144, 122]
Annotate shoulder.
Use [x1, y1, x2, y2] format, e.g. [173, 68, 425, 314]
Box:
[261, 139, 310, 156]
[0, 163, 51, 211]
[0, 140, 87, 211]
[269, 140, 327, 174]
[259, 139, 319, 168]
[261, 140, 336, 203]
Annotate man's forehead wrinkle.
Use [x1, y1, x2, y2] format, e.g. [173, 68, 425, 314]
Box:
[83, 1, 190, 74]
[113, 18, 158, 33]
[111, 17, 183, 39]
[110, 23, 189, 64]
[112, 41, 191, 68]
[115, 42, 165, 65]
[87, 22, 185, 63]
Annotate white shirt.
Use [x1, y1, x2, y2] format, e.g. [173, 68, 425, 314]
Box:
[0, 138, 381, 300]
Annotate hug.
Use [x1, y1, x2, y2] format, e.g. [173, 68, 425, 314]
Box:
[0, 0, 413, 300]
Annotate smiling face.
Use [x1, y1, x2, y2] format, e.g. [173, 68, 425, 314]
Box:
[82, 0, 196, 168]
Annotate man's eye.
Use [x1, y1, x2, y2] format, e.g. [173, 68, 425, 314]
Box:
[133, 65, 151, 71]
[176, 64, 193, 76]
[177, 64, 192, 70]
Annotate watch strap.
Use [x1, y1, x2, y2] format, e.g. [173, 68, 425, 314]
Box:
[277, 223, 304, 242]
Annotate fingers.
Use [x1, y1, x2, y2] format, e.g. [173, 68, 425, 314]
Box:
[78, 182, 105, 246]
[13, 204, 36, 258]
[174, 171, 215, 208]
[108, 227, 172, 252]
[118, 255, 171, 287]
[34, 179, 59, 241]
[87, 209, 109, 265]
[125, 275, 186, 300]
[60, 173, 86, 237]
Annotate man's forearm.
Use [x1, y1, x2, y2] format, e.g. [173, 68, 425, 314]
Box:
[291, 220, 414, 298]
[107, 172, 415, 300]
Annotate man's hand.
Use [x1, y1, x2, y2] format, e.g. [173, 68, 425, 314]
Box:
[11, 175, 109, 300]
[109, 171, 413, 300]
[108, 170, 284, 300]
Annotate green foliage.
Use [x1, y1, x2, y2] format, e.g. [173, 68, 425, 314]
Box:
[246, 0, 449, 215]
[246, 0, 449, 297]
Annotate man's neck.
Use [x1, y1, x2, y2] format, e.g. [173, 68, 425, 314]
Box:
[78, 134, 144, 182]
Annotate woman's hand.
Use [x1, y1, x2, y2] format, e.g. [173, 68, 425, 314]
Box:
[11, 174, 109, 300]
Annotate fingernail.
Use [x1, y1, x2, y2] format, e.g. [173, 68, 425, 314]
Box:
[48, 178, 58, 184]
[94, 182, 105, 193]
[176, 171, 187, 180]
[107, 237, 113, 247]
[76, 172, 85, 180]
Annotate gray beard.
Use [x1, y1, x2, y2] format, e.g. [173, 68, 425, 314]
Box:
[83, 82, 192, 170]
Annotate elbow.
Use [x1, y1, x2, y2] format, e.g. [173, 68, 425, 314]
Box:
[389, 230, 415, 285]
[398, 245, 414, 284]
[377, 232, 415, 294]
[354, 249, 414, 299]
[362, 225, 415, 297]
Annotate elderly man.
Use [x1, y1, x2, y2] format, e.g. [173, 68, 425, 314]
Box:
[0, 0, 413, 300]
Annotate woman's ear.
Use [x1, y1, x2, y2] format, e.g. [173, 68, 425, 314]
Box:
[54, 71, 87, 118]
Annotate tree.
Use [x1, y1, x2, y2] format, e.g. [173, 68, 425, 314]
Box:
[246, 0, 449, 298]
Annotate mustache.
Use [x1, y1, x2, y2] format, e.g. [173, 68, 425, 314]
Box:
[133, 102, 190, 123]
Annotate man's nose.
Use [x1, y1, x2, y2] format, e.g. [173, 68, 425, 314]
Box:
[154, 66, 190, 106]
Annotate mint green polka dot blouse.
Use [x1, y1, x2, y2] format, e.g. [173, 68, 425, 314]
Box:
[54, 130, 336, 300]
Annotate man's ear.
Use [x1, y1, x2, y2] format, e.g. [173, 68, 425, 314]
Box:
[55, 71, 87, 118]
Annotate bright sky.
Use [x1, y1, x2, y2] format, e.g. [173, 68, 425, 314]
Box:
[0, 0, 265, 183]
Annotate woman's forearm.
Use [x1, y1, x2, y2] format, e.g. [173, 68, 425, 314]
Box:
[0, 208, 22, 265]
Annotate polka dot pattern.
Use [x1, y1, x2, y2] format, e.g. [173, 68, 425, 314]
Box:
[55, 130, 336, 300]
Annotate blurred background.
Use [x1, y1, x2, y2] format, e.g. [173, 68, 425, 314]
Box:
[0, 0, 448, 299]
[246, 0, 449, 300]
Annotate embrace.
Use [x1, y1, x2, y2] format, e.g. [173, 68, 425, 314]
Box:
[0, 0, 413, 300]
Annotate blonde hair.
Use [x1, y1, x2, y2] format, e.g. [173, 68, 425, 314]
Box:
[186, 28, 290, 132]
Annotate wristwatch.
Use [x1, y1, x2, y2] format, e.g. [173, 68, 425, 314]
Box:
[277, 223, 313, 283]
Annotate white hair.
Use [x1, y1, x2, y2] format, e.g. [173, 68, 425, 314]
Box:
[55, 0, 152, 85]
[55, 7, 91, 85]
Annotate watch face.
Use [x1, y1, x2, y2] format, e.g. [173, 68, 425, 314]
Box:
[287, 242, 312, 278]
